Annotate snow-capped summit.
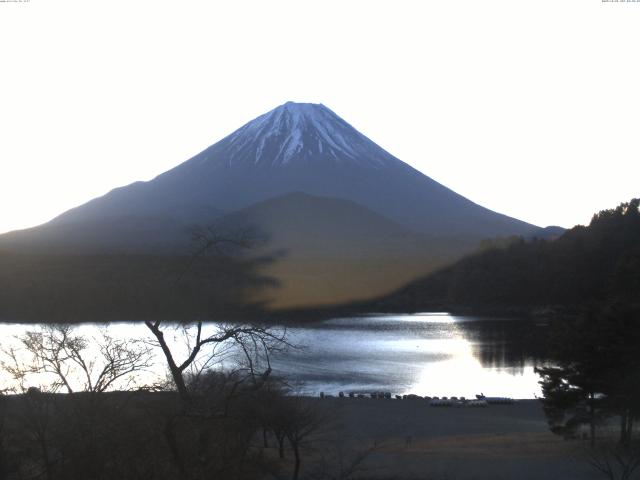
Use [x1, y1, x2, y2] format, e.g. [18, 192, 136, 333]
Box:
[0, 101, 550, 310]
[195, 101, 399, 168]
[19, 101, 540, 241]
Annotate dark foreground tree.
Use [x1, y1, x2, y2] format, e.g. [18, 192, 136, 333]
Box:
[137, 230, 295, 480]
[583, 440, 640, 480]
[145, 320, 287, 404]
[283, 396, 326, 480]
[536, 304, 640, 446]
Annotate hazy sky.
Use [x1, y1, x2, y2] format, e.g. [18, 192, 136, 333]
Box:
[1, 0, 638, 234]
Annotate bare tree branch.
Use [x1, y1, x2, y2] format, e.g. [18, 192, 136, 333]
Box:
[4, 326, 153, 394]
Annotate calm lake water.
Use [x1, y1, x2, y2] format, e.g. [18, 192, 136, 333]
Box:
[0, 313, 546, 398]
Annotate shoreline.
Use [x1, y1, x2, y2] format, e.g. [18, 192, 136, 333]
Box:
[315, 397, 598, 479]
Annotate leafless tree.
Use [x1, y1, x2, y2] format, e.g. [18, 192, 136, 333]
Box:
[0, 326, 156, 480]
[138, 230, 293, 480]
[3, 325, 153, 394]
[145, 229, 289, 405]
[309, 441, 382, 480]
[283, 397, 327, 480]
[583, 441, 640, 480]
[187, 224, 259, 261]
[144, 320, 288, 404]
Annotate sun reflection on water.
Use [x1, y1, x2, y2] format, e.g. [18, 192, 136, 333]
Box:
[0, 314, 544, 398]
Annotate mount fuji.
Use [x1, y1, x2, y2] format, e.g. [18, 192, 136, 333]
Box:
[0, 102, 545, 307]
[9, 102, 537, 242]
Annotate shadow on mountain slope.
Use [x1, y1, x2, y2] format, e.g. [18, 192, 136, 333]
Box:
[0, 249, 282, 323]
[5, 197, 630, 324]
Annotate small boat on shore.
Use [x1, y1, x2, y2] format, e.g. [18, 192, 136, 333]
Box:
[476, 394, 515, 404]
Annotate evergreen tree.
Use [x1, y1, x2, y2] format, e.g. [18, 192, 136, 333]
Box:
[536, 304, 640, 445]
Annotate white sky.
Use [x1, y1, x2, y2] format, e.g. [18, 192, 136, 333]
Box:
[0, 0, 638, 234]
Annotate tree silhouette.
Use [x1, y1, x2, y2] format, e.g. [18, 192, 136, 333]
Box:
[536, 305, 640, 446]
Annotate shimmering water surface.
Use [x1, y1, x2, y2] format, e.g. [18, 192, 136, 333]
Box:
[0, 313, 545, 398]
[271, 313, 545, 398]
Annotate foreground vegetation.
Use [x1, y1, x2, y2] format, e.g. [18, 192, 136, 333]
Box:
[0, 384, 346, 480]
[0, 321, 628, 480]
[0, 324, 371, 480]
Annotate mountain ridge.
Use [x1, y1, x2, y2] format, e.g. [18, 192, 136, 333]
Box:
[0, 101, 551, 308]
[42, 101, 540, 240]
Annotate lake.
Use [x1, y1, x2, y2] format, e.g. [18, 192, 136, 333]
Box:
[0, 313, 546, 398]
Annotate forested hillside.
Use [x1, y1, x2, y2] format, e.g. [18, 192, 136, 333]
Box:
[374, 199, 640, 313]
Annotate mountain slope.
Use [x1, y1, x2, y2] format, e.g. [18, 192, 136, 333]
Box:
[210, 192, 469, 308]
[0, 102, 544, 309]
[43, 102, 539, 241]
[215, 192, 431, 257]
[0, 211, 224, 254]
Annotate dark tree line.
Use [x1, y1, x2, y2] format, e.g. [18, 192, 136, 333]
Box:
[376, 198, 640, 313]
